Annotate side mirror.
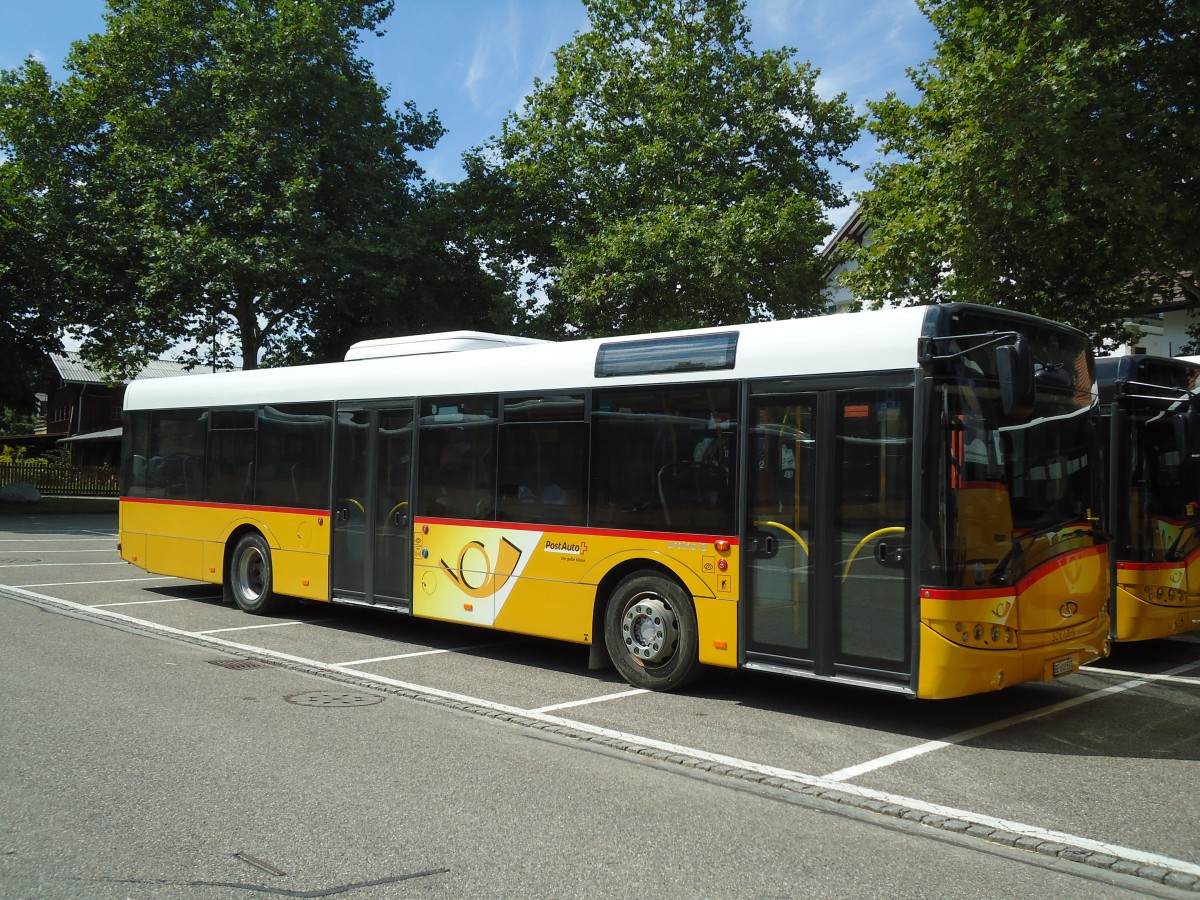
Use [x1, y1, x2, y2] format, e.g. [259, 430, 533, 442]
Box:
[996, 337, 1035, 418]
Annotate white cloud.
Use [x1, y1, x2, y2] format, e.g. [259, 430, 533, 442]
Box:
[464, 3, 525, 108]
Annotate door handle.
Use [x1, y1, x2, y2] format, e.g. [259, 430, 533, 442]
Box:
[875, 541, 907, 567]
[747, 534, 776, 558]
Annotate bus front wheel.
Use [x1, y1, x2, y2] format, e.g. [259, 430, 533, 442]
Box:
[604, 571, 702, 691]
[228, 532, 283, 615]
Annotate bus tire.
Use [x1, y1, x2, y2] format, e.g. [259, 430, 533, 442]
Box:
[228, 532, 283, 615]
[604, 571, 702, 691]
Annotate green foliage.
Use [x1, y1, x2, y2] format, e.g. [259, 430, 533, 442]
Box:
[848, 0, 1200, 345]
[0, 445, 48, 465]
[466, 0, 862, 336]
[279, 180, 524, 364]
[0, 408, 39, 438]
[1, 0, 512, 375]
[0, 62, 66, 411]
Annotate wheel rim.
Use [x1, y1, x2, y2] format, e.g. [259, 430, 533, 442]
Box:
[234, 544, 265, 602]
[619, 592, 679, 666]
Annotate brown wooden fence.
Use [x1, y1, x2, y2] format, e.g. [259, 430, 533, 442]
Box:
[0, 464, 120, 497]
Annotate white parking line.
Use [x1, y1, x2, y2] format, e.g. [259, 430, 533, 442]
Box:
[1084, 666, 1200, 687]
[195, 619, 337, 634]
[0, 548, 115, 553]
[0, 538, 114, 543]
[0, 561, 128, 569]
[6, 583, 1200, 883]
[20, 576, 180, 588]
[529, 689, 648, 714]
[92, 597, 188, 608]
[822, 659, 1200, 783]
[333, 643, 499, 666]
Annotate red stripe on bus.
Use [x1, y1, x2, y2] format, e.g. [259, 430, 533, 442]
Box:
[922, 543, 1108, 601]
[960, 481, 1008, 491]
[117, 500, 739, 545]
[921, 586, 1016, 602]
[1117, 544, 1200, 571]
[120, 497, 330, 518]
[1014, 542, 1107, 593]
[415, 516, 739, 545]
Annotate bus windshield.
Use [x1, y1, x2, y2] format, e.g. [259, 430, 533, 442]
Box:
[1126, 400, 1200, 562]
[926, 320, 1101, 589]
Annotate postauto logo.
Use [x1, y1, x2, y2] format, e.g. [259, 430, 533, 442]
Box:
[543, 538, 588, 554]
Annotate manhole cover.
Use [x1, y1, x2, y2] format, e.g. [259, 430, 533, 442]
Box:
[208, 658, 273, 670]
[285, 691, 383, 707]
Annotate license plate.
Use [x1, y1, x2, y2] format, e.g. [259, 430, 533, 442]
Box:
[1052, 657, 1074, 678]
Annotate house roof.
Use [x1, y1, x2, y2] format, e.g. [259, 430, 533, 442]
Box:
[56, 426, 123, 444]
[820, 206, 870, 259]
[49, 352, 229, 385]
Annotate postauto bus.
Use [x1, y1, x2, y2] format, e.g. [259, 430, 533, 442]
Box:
[119, 303, 1111, 699]
[1097, 354, 1200, 641]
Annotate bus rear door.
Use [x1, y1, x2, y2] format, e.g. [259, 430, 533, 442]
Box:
[331, 402, 415, 609]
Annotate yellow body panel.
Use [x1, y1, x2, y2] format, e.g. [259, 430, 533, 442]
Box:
[119, 498, 330, 602]
[918, 544, 1111, 699]
[413, 518, 739, 664]
[917, 615, 1109, 699]
[121, 499, 1114, 696]
[1113, 560, 1200, 641]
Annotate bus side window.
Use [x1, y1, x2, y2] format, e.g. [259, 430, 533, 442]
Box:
[591, 383, 736, 533]
[254, 404, 333, 510]
[496, 421, 587, 526]
[417, 397, 497, 520]
[121, 411, 152, 497]
[148, 410, 207, 501]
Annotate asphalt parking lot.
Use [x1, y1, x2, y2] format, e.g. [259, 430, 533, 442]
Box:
[3, 513, 1200, 898]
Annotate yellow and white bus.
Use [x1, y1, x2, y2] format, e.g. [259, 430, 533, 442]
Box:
[1097, 355, 1200, 641]
[119, 303, 1111, 699]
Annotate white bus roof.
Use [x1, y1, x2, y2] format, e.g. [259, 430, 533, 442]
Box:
[344, 331, 548, 360]
[123, 306, 951, 412]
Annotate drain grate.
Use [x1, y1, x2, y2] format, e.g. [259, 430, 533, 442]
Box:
[208, 658, 273, 670]
[285, 691, 384, 707]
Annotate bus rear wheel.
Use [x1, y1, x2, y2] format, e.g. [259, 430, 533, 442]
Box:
[228, 532, 283, 615]
[604, 571, 702, 691]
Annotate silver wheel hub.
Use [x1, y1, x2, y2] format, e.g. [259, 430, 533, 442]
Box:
[236, 547, 265, 600]
[621, 595, 677, 665]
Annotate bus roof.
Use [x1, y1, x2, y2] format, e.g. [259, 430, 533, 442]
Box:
[344, 331, 548, 360]
[120, 304, 1050, 412]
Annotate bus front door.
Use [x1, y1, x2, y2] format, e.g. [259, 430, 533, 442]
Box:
[744, 386, 913, 688]
[331, 403, 415, 609]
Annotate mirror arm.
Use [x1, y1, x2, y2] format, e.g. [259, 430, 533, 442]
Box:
[919, 331, 1020, 366]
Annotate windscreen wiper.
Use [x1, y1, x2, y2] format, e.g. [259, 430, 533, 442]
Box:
[988, 518, 1100, 586]
[1165, 516, 1200, 562]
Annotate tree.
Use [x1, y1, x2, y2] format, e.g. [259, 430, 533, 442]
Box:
[0, 0, 455, 376]
[466, 0, 862, 336]
[0, 62, 66, 413]
[846, 0, 1200, 345]
[281, 179, 526, 364]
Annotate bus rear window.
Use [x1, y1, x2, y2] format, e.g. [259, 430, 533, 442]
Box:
[595, 332, 738, 378]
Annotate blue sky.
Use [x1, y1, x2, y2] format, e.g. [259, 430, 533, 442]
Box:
[1, 0, 937, 233]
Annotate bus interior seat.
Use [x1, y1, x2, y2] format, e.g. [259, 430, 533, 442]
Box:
[658, 460, 729, 529]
